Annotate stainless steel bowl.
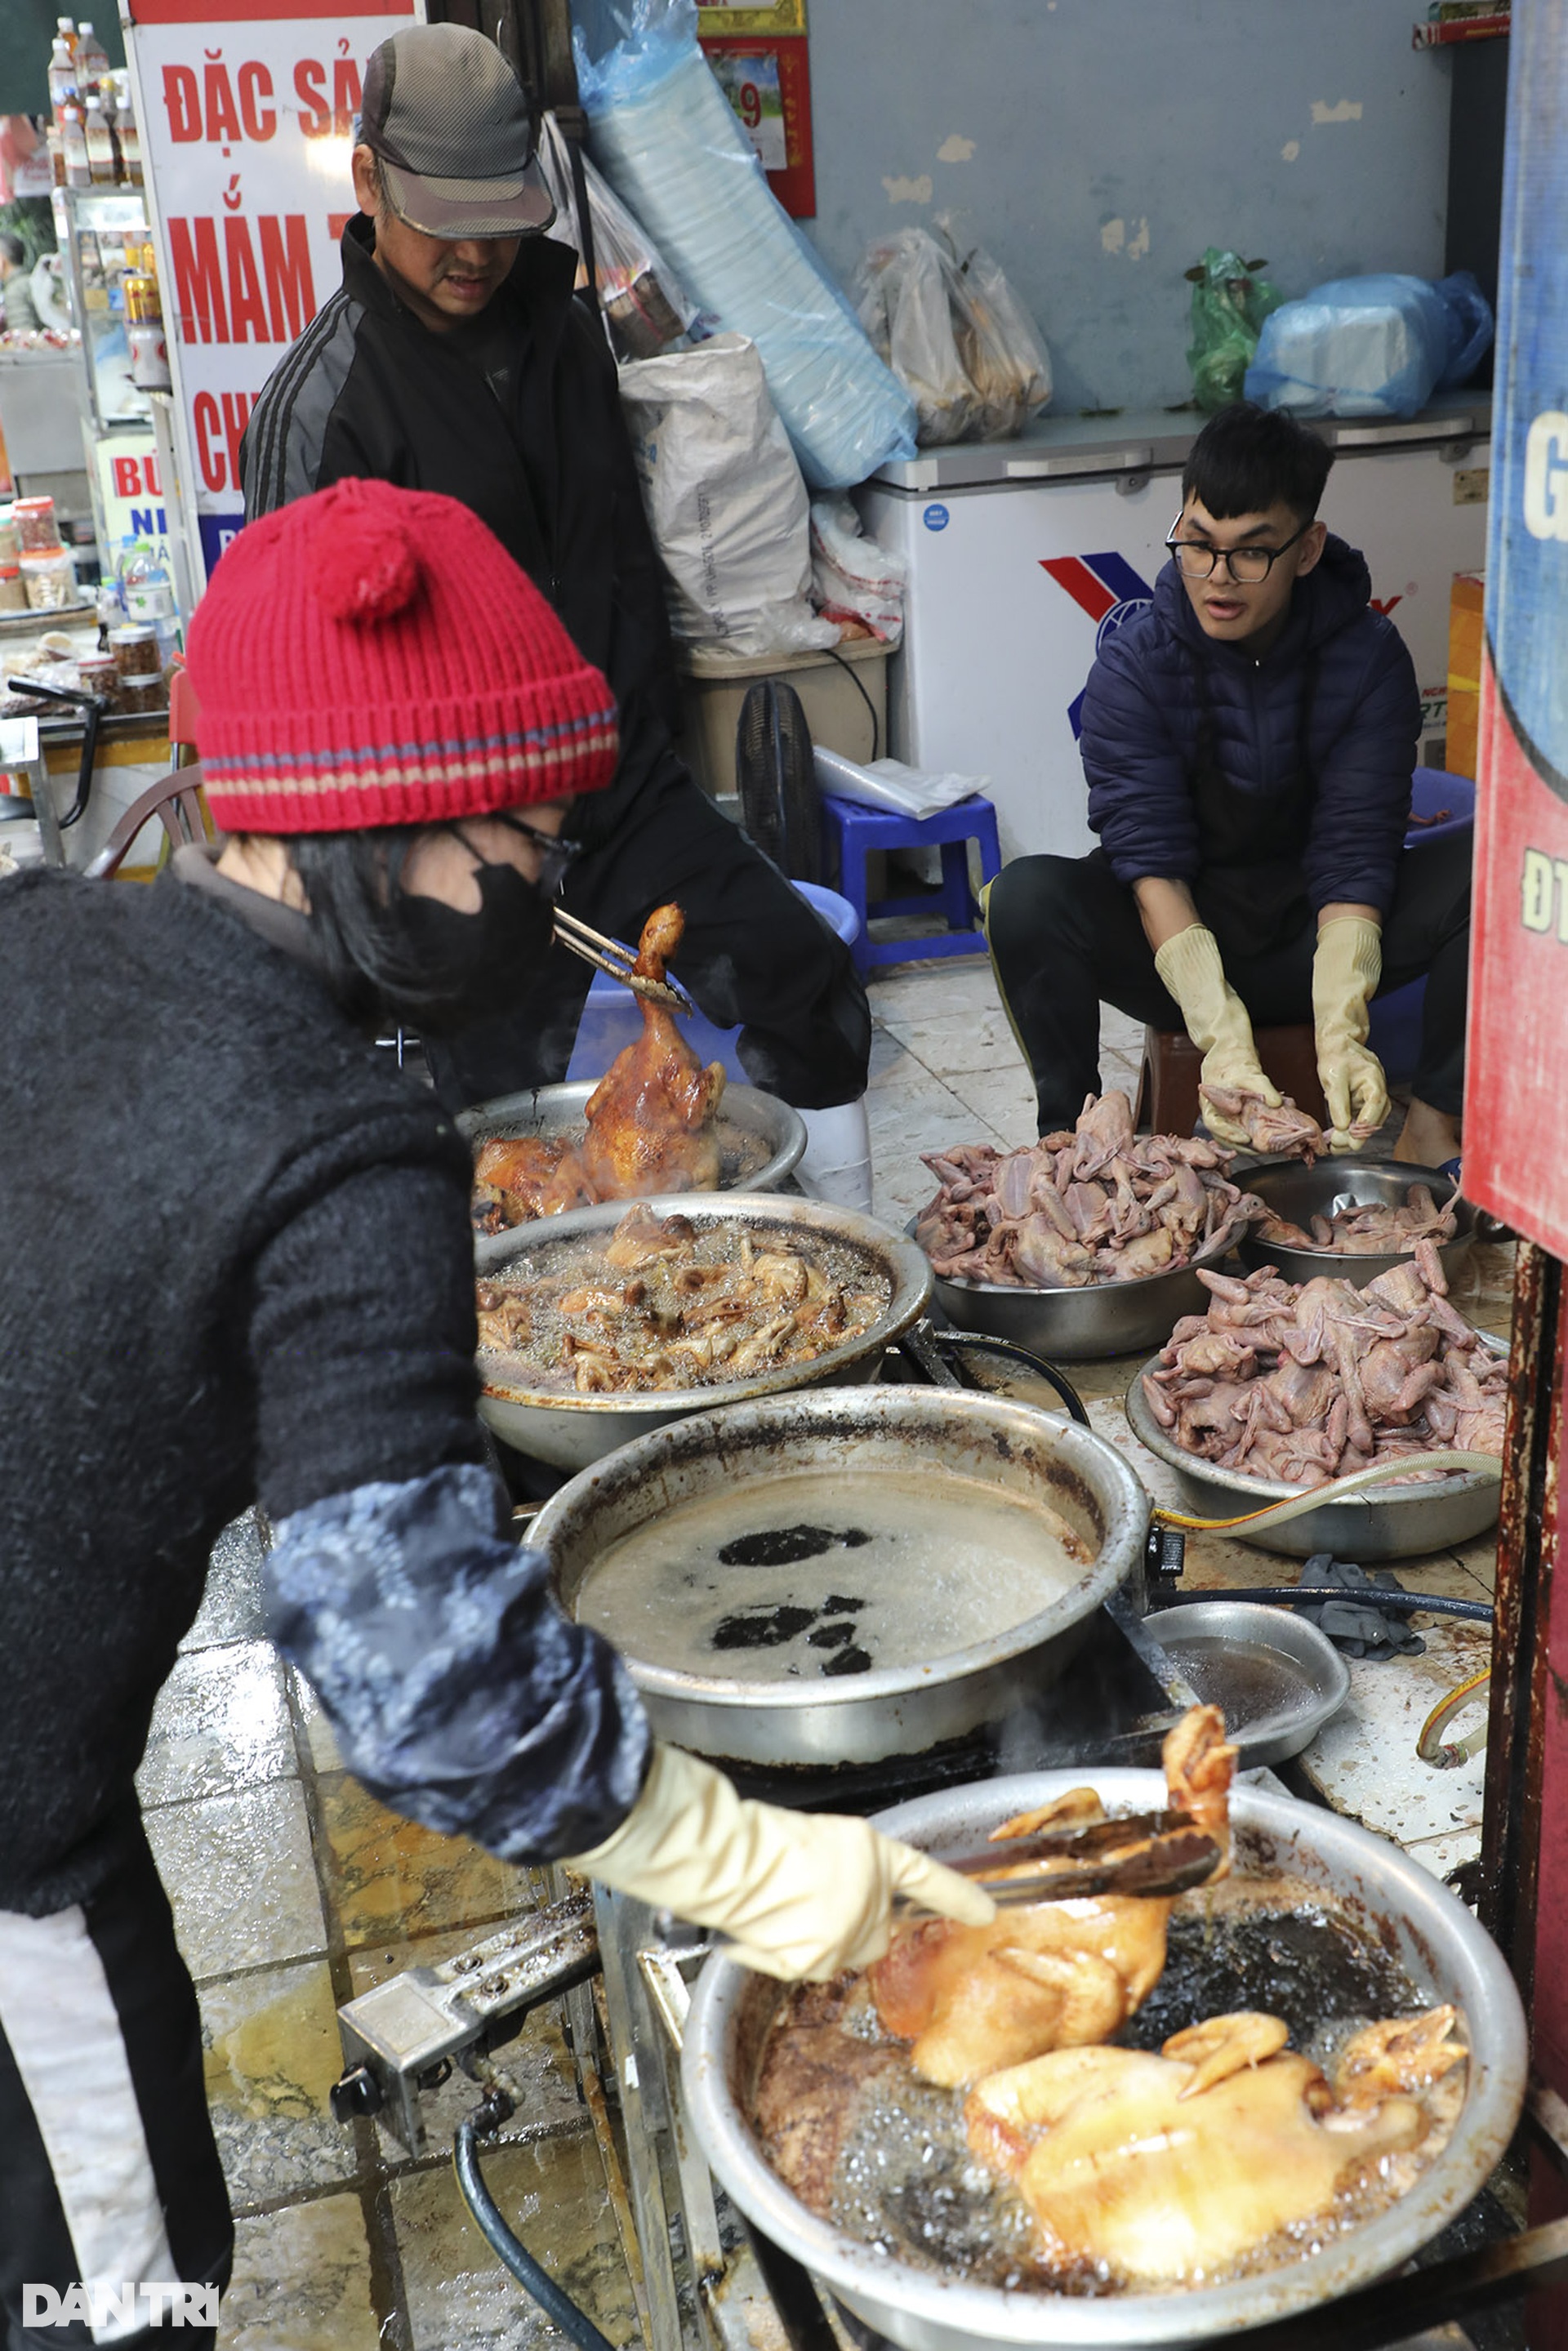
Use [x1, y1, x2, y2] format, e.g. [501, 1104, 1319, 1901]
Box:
[1139, 1600, 1351, 1765]
[920, 1227, 1241, 1362]
[463, 1080, 805, 1271]
[477, 1195, 931, 1472]
[1234, 1158, 1476, 1289]
[1125, 1341, 1505, 1561]
[684, 1769, 1528, 2351]
[528, 1385, 1149, 1765]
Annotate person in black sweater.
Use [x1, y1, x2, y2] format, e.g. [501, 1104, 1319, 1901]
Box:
[0, 481, 987, 2345]
[241, 24, 874, 1205]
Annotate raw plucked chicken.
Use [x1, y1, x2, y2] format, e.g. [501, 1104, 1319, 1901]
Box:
[471, 904, 725, 1229]
[1141, 1241, 1507, 1484]
[913, 1093, 1263, 1289]
[869, 1708, 1236, 2087]
[1256, 1181, 1459, 1256]
[1199, 1084, 1329, 1160]
[964, 2006, 1466, 2286]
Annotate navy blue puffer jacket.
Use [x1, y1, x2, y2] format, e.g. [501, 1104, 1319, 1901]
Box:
[1080, 536, 1421, 914]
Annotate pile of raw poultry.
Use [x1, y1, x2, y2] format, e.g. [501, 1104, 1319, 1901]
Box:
[913, 1092, 1263, 1286]
[1140, 1245, 1508, 1485]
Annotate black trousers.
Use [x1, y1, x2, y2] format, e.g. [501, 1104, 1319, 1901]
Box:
[427, 765, 871, 1114]
[0, 1828, 232, 2349]
[985, 831, 1472, 1135]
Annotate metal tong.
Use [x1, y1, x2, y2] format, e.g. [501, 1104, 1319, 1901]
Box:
[655, 1809, 1223, 1956]
[934, 1805, 1224, 1908]
[551, 906, 695, 1015]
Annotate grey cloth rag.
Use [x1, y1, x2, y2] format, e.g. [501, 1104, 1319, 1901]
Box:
[1293, 1553, 1426, 1661]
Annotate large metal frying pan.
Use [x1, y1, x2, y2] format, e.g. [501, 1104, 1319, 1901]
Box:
[684, 1770, 1527, 2351]
[528, 1386, 1150, 1767]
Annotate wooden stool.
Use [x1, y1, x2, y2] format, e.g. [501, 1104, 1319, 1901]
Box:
[1134, 1022, 1329, 1137]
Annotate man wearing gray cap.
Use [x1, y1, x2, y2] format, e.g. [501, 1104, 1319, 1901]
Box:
[242, 24, 872, 1205]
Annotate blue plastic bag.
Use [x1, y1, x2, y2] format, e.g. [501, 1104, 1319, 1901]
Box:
[1245, 270, 1492, 421]
[576, 0, 916, 488]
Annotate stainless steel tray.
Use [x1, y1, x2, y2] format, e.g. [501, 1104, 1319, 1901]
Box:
[1139, 1600, 1351, 1766]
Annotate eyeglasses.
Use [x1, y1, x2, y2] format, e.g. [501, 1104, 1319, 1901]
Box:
[1165, 516, 1309, 585]
[488, 811, 581, 897]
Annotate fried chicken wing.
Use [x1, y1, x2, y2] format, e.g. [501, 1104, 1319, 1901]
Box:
[580, 904, 727, 1197]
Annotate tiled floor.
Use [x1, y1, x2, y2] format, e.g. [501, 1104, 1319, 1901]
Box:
[148, 952, 1510, 2342]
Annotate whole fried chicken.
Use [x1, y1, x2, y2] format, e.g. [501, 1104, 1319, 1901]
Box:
[868, 1708, 1236, 2087]
[964, 2006, 1465, 2287]
[580, 904, 727, 1197]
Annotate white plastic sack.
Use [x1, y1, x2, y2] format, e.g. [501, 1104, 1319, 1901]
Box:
[619, 332, 839, 658]
[809, 499, 906, 643]
[577, 0, 915, 489]
[813, 745, 988, 820]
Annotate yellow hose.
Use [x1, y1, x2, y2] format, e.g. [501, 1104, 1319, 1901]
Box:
[1152, 1449, 1502, 1535]
[1416, 1668, 1492, 1768]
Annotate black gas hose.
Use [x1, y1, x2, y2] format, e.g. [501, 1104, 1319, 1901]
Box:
[913, 1326, 1093, 1427]
[453, 2117, 617, 2351]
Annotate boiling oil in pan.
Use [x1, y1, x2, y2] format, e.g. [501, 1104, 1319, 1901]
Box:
[573, 1469, 1089, 1681]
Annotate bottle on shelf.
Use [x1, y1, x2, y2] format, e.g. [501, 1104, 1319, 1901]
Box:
[83, 94, 114, 183]
[75, 20, 109, 87]
[114, 77, 140, 185]
[47, 35, 78, 123]
[47, 127, 65, 188]
[60, 104, 90, 189]
[124, 254, 170, 390]
[56, 16, 78, 65]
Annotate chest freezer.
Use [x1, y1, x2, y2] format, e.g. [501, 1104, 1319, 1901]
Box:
[857, 402, 1490, 863]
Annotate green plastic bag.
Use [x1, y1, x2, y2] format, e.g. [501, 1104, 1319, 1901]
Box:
[1186, 248, 1285, 412]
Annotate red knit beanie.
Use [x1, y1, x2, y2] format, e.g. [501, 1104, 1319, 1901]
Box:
[185, 479, 620, 833]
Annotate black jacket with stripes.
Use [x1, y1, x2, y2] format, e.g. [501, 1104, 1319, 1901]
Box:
[240, 219, 684, 848]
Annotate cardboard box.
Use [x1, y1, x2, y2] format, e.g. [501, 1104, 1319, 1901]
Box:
[677, 634, 889, 801]
[1447, 569, 1485, 780]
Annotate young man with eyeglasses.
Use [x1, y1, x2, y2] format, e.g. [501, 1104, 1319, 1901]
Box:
[986, 403, 1468, 1167]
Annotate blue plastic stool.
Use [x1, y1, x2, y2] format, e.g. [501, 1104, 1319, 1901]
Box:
[564, 880, 860, 1084]
[1367, 768, 1477, 1083]
[819, 791, 1002, 977]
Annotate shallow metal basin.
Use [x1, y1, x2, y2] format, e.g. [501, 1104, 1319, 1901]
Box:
[684, 1769, 1528, 2351]
[527, 1385, 1149, 1765]
[463, 1080, 805, 1271]
[918, 1226, 1241, 1363]
[1139, 1599, 1351, 1766]
[1234, 1157, 1477, 1289]
[1125, 1342, 1505, 1561]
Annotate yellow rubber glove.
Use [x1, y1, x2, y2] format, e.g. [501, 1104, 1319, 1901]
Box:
[1312, 915, 1390, 1151]
[1153, 924, 1281, 1148]
[568, 1743, 996, 1980]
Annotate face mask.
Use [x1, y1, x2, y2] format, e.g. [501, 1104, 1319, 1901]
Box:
[385, 857, 557, 1033]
